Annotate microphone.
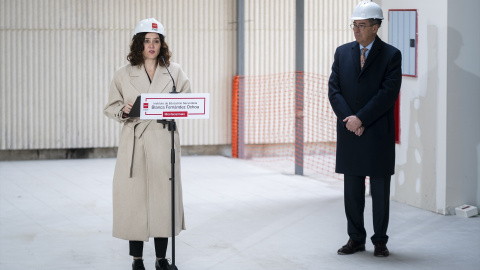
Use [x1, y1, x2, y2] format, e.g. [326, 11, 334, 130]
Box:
[161, 56, 177, 94]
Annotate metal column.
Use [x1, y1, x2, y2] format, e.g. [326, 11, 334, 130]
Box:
[237, 0, 245, 159]
[295, 0, 304, 175]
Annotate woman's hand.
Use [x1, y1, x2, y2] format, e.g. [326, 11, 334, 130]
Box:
[122, 103, 133, 114]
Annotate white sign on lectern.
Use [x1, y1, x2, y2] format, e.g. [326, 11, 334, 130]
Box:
[140, 93, 210, 120]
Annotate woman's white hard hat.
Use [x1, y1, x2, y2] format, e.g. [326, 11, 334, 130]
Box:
[133, 18, 165, 38]
[351, 0, 384, 20]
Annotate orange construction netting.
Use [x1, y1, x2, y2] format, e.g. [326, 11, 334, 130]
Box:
[232, 72, 341, 180]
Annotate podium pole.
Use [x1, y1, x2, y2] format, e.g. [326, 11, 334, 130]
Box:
[165, 119, 178, 270]
[139, 90, 208, 269]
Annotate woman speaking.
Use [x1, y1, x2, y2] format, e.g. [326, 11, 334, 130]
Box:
[104, 18, 191, 270]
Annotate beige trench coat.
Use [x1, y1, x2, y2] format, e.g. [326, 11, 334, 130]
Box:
[104, 62, 191, 241]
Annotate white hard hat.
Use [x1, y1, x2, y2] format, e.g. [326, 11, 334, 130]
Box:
[351, 1, 384, 20]
[133, 18, 166, 38]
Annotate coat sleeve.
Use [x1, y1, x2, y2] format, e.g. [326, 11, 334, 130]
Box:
[104, 70, 128, 123]
[328, 48, 354, 129]
[355, 50, 402, 128]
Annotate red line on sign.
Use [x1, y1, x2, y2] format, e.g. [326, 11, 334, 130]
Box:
[164, 111, 188, 117]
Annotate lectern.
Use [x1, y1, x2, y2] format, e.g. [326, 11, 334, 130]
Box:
[129, 92, 209, 269]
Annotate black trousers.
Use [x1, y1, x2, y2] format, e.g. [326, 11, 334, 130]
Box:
[344, 174, 391, 244]
[129, 238, 168, 258]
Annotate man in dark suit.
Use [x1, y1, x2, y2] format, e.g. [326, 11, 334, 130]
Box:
[328, 0, 402, 257]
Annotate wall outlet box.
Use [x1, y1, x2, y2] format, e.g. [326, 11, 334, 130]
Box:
[455, 205, 478, 218]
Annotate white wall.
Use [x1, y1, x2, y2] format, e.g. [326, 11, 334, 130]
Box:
[381, 0, 449, 213]
[446, 0, 480, 213]
[382, 0, 480, 214]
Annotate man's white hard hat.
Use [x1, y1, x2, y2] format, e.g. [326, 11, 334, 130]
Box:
[133, 18, 166, 38]
[351, 1, 384, 20]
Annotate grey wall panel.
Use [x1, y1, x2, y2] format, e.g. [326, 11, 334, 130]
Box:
[305, 0, 358, 75]
[1, 0, 235, 150]
[245, 0, 296, 76]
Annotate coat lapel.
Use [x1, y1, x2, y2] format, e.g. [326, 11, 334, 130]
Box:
[350, 42, 361, 74]
[360, 36, 383, 76]
[150, 65, 173, 93]
[129, 65, 150, 94]
[130, 64, 174, 94]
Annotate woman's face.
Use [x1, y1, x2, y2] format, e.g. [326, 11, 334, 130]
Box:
[142, 32, 161, 61]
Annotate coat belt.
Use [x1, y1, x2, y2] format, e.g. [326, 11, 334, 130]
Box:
[126, 121, 152, 178]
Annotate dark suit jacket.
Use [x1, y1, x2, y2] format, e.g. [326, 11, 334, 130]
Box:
[328, 36, 402, 177]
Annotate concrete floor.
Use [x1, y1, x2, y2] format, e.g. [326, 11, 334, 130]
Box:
[0, 156, 479, 270]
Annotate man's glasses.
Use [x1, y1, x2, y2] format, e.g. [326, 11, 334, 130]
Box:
[350, 24, 374, 30]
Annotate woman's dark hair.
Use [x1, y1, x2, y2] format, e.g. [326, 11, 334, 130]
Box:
[127, 32, 171, 67]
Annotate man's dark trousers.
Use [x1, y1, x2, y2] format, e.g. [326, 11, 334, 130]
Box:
[344, 174, 391, 244]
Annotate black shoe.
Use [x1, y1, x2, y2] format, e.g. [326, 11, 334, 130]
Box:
[374, 241, 389, 257]
[132, 259, 146, 270]
[156, 258, 176, 270]
[337, 238, 365, 255]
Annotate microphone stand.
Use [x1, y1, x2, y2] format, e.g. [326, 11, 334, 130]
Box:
[158, 57, 179, 270]
[165, 118, 177, 270]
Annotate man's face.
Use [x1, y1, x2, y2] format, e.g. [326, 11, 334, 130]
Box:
[352, 19, 378, 46]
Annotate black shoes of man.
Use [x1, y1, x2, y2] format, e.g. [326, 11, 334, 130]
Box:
[337, 238, 366, 255]
[132, 258, 175, 270]
[373, 241, 390, 257]
[337, 238, 389, 257]
[156, 258, 176, 270]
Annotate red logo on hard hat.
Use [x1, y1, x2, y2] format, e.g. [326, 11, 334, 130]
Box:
[152, 23, 158, 31]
